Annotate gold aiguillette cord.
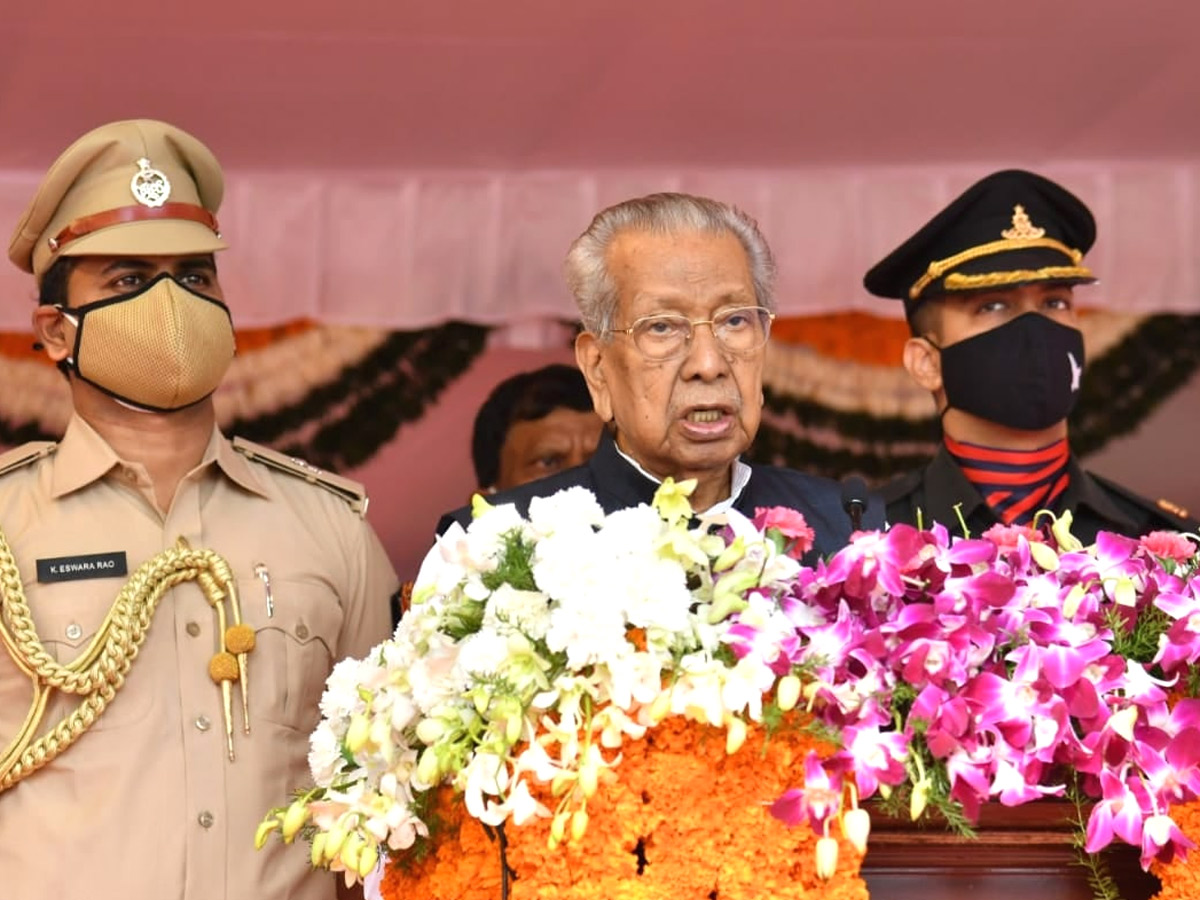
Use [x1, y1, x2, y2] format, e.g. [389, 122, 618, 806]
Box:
[0, 533, 253, 789]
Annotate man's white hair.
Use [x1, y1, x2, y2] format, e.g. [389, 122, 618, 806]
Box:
[564, 192, 777, 336]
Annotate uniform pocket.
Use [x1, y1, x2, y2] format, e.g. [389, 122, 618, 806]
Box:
[239, 577, 343, 733]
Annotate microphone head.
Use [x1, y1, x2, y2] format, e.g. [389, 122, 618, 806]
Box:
[840, 475, 870, 513]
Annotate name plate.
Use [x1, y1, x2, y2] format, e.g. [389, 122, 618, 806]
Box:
[36, 552, 129, 583]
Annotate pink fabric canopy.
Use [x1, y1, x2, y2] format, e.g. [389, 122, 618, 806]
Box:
[2, 0, 1199, 328]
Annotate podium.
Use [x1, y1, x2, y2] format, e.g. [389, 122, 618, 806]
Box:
[861, 800, 1160, 900]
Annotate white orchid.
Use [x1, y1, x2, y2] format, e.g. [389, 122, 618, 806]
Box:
[265, 480, 813, 886]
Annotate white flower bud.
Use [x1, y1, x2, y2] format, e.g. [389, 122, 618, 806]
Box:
[345, 714, 371, 754]
[416, 747, 441, 785]
[549, 810, 569, 844]
[254, 817, 279, 850]
[324, 821, 349, 861]
[910, 780, 930, 821]
[1062, 583, 1087, 619]
[570, 808, 589, 843]
[776, 675, 802, 712]
[841, 807, 871, 854]
[646, 691, 672, 723]
[505, 713, 523, 745]
[815, 836, 840, 880]
[1109, 705, 1139, 742]
[281, 799, 309, 843]
[310, 832, 327, 868]
[725, 716, 748, 755]
[356, 841, 380, 879]
[1029, 541, 1060, 573]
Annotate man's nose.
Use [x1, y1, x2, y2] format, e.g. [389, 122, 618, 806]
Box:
[681, 321, 729, 379]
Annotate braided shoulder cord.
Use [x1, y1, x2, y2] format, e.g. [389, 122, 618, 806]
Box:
[0, 530, 238, 792]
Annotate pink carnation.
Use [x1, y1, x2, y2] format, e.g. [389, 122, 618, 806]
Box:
[754, 506, 815, 558]
[1140, 531, 1196, 565]
[982, 522, 1042, 553]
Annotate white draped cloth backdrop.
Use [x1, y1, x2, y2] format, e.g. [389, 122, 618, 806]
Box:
[2, 161, 1199, 331]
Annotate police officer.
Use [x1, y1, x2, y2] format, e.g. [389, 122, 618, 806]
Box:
[0, 120, 395, 899]
[864, 169, 1197, 541]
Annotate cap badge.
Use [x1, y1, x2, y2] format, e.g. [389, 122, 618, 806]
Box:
[130, 157, 171, 208]
[1001, 205, 1046, 241]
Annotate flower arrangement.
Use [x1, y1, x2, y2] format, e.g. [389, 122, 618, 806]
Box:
[259, 483, 1200, 900]
[755, 515, 1200, 900]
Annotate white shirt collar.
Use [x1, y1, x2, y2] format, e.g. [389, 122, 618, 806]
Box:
[613, 443, 752, 514]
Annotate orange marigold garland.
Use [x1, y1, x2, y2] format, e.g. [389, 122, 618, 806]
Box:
[1150, 797, 1200, 900]
[381, 717, 867, 900]
[1149, 691, 1200, 900]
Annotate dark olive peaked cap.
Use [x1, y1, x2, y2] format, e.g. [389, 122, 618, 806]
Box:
[863, 170, 1096, 316]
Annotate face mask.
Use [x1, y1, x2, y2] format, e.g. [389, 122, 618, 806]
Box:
[934, 312, 1085, 431]
[58, 273, 235, 412]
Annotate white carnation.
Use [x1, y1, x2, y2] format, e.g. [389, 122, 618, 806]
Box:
[527, 487, 605, 538]
[596, 504, 664, 551]
[308, 720, 345, 784]
[449, 503, 532, 576]
[456, 629, 512, 678]
[531, 529, 603, 603]
[483, 584, 552, 640]
[545, 600, 628, 669]
[617, 556, 693, 632]
[320, 656, 370, 720]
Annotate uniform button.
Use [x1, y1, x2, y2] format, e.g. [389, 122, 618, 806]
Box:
[197, 811, 214, 828]
[295, 624, 309, 640]
[65, 623, 82, 641]
[185, 622, 201, 637]
[195, 715, 211, 732]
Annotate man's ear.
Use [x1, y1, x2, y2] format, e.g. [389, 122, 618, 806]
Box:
[902, 336, 943, 394]
[575, 332, 613, 423]
[31, 304, 73, 364]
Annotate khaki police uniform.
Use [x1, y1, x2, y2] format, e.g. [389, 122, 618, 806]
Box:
[0, 120, 397, 899]
[0, 417, 395, 899]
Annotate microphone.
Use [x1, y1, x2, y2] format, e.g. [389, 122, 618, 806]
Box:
[840, 475, 870, 533]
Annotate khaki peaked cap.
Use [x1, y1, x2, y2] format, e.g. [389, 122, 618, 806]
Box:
[8, 119, 227, 280]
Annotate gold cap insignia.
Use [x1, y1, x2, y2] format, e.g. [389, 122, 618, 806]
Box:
[1001, 204, 1045, 241]
[130, 157, 171, 208]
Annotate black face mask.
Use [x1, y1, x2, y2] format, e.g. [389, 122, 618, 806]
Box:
[934, 313, 1085, 432]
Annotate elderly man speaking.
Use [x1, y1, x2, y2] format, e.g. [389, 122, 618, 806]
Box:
[438, 193, 881, 556]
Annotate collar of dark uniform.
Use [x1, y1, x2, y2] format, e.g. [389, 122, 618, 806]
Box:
[587, 429, 661, 511]
[609, 431, 751, 515]
[1057, 457, 1139, 535]
[919, 445, 995, 534]
[927, 446, 1139, 537]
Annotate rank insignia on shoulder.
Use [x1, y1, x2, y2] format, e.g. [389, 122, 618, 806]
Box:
[231, 437, 368, 517]
[0, 441, 56, 480]
[1156, 498, 1190, 519]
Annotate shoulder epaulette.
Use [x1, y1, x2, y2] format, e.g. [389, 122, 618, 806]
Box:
[0, 441, 56, 480]
[1089, 472, 1199, 532]
[231, 437, 368, 517]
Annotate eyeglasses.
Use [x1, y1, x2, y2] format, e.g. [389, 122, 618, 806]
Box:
[607, 306, 775, 361]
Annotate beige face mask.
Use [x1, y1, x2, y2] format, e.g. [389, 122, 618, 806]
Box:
[59, 274, 236, 412]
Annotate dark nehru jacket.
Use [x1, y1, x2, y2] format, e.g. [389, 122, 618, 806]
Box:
[883, 446, 1199, 543]
[438, 431, 884, 562]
